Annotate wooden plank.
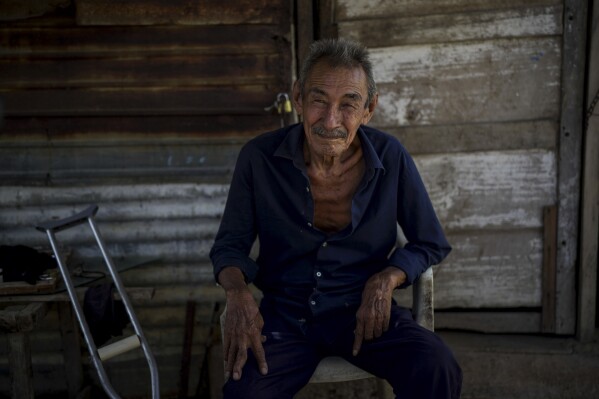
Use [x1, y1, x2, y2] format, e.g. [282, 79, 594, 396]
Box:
[340, 5, 562, 47]
[0, 287, 155, 303]
[296, 0, 315, 66]
[436, 312, 542, 333]
[336, 0, 562, 20]
[7, 332, 34, 399]
[75, 0, 288, 26]
[555, 0, 588, 335]
[318, 0, 337, 39]
[369, 36, 561, 127]
[0, 53, 285, 89]
[542, 205, 558, 332]
[577, 0, 599, 339]
[389, 120, 558, 155]
[0, 25, 284, 57]
[415, 150, 556, 231]
[1, 86, 277, 117]
[432, 229, 543, 309]
[58, 303, 83, 399]
[0, 269, 59, 295]
[0, 303, 49, 332]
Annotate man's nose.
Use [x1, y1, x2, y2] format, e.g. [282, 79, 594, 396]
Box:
[323, 105, 341, 130]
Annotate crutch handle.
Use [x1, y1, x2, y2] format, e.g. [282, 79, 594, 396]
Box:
[36, 204, 99, 233]
[98, 335, 141, 361]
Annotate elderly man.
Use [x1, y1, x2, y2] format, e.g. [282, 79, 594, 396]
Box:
[210, 38, 462, 399]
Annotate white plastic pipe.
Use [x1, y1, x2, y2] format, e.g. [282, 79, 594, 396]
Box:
[98, 335, 141, 361]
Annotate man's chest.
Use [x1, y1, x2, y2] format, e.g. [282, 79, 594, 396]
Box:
[307, 163, 365, 233]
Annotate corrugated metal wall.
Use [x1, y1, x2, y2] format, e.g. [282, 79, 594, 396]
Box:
[0, 1, 292, 397]
[331, 0, 565, 332]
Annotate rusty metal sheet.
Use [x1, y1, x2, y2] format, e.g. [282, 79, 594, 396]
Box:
[0, 115, 276, 139]
[75, 0, 288, 26]
[0, 53, 284, 89]
[1, 86, 277, 116]
[0, 24, 285, 57]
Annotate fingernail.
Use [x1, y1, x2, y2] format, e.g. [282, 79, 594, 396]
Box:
[233, 372, 240, 380]
[352, 349, 358, 356]
[225, 371, 230, 380]
[261, 367, 268, 375]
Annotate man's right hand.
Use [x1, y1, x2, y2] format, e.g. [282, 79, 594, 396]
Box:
[218, 267, 268, 381]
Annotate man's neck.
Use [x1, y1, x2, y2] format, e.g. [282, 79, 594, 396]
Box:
[303, 136, 363, 177]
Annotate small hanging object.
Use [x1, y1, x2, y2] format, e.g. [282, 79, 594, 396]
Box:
[264, 92, 293, 127]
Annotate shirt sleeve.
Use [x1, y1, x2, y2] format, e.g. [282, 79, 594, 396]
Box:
[210, 143, 259, 283]
[387, 146, 451, 287]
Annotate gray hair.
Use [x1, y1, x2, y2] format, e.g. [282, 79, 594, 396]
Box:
[298, 38, 377, 107]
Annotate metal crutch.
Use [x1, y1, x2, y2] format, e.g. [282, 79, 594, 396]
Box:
[36, 204, 160, 399]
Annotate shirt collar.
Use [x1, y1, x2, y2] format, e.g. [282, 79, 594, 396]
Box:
[274, 123, 385, 173]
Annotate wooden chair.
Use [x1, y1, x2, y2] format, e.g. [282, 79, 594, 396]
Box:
[219, 267, 434, 398]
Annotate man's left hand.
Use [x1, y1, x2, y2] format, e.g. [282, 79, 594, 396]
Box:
[353, 266, 407, 356]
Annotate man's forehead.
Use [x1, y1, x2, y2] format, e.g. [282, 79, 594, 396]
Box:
[304, 62, 368, 96]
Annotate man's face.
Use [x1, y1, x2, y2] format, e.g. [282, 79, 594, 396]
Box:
[293, 61, 377, 159]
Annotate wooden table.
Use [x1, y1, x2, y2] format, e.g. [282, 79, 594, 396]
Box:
[1, 287, 154, 399]
[0, 302, 49, 399]
[0, 257, 157, 398]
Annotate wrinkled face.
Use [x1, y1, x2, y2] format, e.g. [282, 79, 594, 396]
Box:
[293, 61, 377, 159]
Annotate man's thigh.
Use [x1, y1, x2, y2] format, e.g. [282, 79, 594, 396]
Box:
[223, 330, 321, 399]
[334, 306, 462, 399]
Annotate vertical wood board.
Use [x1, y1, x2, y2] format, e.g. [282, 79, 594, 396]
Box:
[555, 0, 587, 334]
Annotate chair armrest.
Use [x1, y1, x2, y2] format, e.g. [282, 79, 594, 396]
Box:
[412, 267, 434, 331]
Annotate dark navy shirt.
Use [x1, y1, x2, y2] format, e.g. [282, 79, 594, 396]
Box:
[210, 123, 451, 324]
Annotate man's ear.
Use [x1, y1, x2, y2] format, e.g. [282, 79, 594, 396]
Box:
[292, 81, 303, 116]
[362, 93, 378, 125]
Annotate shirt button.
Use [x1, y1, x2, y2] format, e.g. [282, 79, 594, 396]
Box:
[310, 300, 316, 305]
[306, 186, 310, 192]
[322, 242, 328, 247]
[316, 271, 322, 277]
[307, 222, 312, 227]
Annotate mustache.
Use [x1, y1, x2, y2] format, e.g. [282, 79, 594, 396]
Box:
[312, 126, 348, 139]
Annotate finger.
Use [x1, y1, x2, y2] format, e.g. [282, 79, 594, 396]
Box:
[225, 340, 238, 376]
[363, 310, 375, 341]
[373, 298, 386, 338]
[353, 315, 365, 356]
[233, 345, 248, 381]
[250, 334, 268, 375]
[382, 299, 391, 332]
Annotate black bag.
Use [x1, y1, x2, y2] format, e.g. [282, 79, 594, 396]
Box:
[0, 245, 57, 284]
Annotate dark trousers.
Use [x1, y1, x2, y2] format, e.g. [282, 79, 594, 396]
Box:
[223, 306, 462, 399]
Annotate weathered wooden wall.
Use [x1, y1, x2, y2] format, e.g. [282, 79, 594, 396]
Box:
[0, 1, 292, 397]
[330, 0, 567, 333]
